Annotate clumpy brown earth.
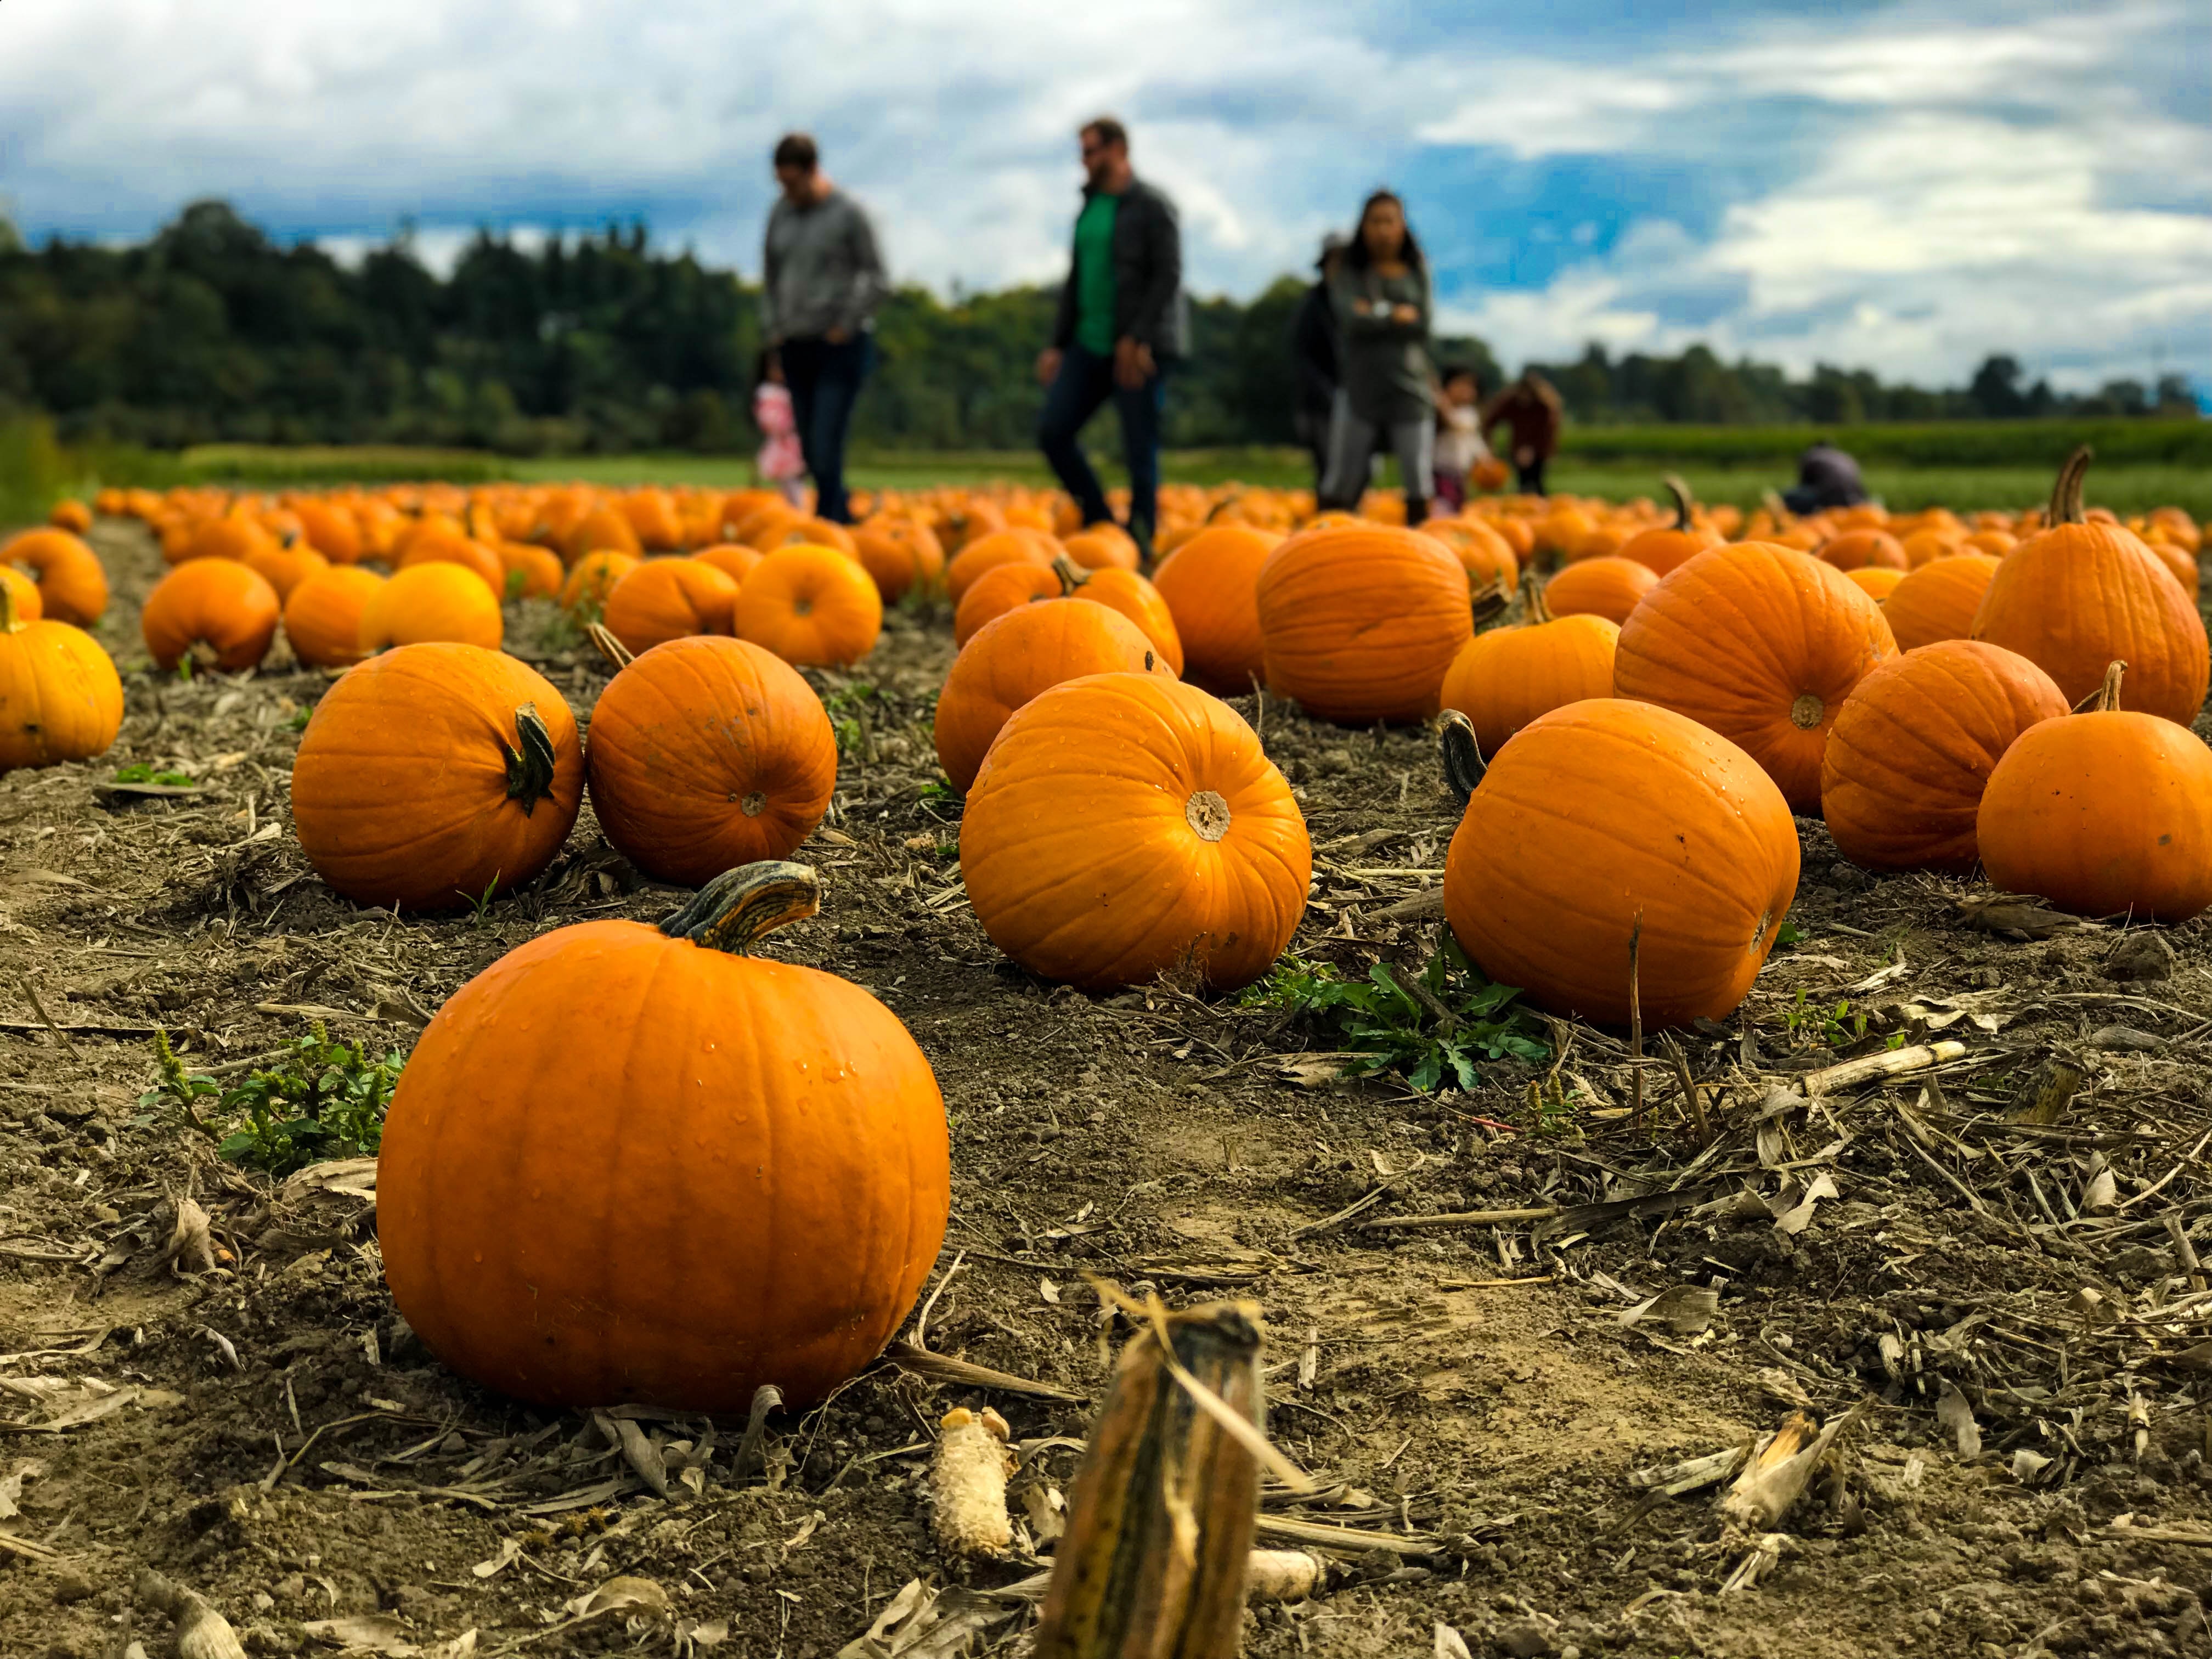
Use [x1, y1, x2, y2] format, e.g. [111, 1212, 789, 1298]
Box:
[7, 516, 2212, 1659]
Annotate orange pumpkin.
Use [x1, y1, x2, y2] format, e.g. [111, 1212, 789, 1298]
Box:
[960, 673, 1311, 991]
[1420, 518, 1521, 594]
[398, 531, 505, 596]
[953, 562, 1063, 649]
[693, 543, 766, 591]
[1443, 699, 1799, 1026]
[141, 559, 282, 673]
[1819, 641, 2068, 874]
[561, 550, 639, 613]
[244, 539, 329, 601]
[1062, 525, 1140, 573]
[47, 499, 93, 535]
[1819, 529, 1908, 572]
[376, 861, 949, 1409]
[1541, 556, 1657, 625]
[180, 513, 279, 567]
[0, 583, 122, 770]
[853, 516, 945, 601]
[360, 561, 504, 652]
[282, 567, 387, 669]
[734, 545, 882, 668]
[1255, 524, 1471, 725]
[934, 602, 1166, 792]
[1151, 524, 1280, 695]
[1978, 663, 2212, 921]
[562, 504, 644, 563]
[3, 528, 110, 625]
[1844, 566, 1905, 602]
[1612, 542, 1897, 811]
[293, 499, 364, 565]
[1972, 450, 2208, 724]
[602, 558, 741, 654]
[1437, 587, 1619, 762]
[621, 488, 686, 552]
[1617, 479, 1722, 577]
[291, 642, 583, 910]
[495, 540, 565, 601]
[768, 517, 859, 560]
[0, 566, 41, 622]
[946, 528, 1058, 603]
[1882, 554, 2000, 653]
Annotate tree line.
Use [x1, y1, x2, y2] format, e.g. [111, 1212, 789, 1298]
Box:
[0, 201, 2194, 456]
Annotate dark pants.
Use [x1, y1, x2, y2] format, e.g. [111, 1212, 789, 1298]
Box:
[1038, 343, 1165, 558]
[1515, 455, 1549, 497]
[1295, 404, 1332, 495]
[780, 334, 872, 524]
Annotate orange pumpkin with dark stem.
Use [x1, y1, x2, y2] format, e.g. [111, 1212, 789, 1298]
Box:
[283, 567, 386, 668]
[1256, 524, 1470, 725]
[561, 550, 638, 613]
[934, 603, 1167, 791]
[1442, 699, 1798, 1026]
[1819, 641, 2068, 874]
[734, 545, 882, 668]
[1978, 663, 2212, 921]
[601, 558, 740, 654]
[1437, 586, 1619, 762]
[1541, 556, 1656, 625]
[141, 559, 281, 673]
[960, 673, 1311, 992]
[376, 861, 949, 1409]
[1819, 529, 1908, 572]
[1617, 478, 1722, 577]
[291, 642, 583, 911]
[360, 561, 504, 652]
[1151, 523, 1279, 695]
[1612, 542, 1897, 811]
[0, 583, 122, 770]
[1883, 554, 2000, 652]
[585, 636, 837, 886]
[853, 516, 945, 601]
[3, 528, 110, 625]
[1972, 450, 2208, 723]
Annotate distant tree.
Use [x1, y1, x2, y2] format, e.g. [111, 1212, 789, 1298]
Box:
[1968, 354, 2028, 419]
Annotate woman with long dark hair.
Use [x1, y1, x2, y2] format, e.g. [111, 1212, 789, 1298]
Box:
[1320, 189, 1436, 522]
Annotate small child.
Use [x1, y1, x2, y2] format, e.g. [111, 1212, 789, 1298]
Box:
[1432, 365, 1491, 513]
[753, 353, 805, 506]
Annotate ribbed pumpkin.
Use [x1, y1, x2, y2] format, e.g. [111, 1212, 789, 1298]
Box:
[291, 642, 583, 911]
[602, 558, 741, 654]
[1883, 554, 2000, 652]
[1846, 566, 1905, 602]
[1152, 523, 1280, 695]
[1437, 586, 1620, 762]
[735, 545, 883, 667]
[1819, 641, 2068, 873]
[293, 499, 364, 565]
[957, 556, 1180, 671]
[283, 567, 386, 669]
[376, 861, 949, 1409]
[1972, 450, 2209, 724]
[359, 561, 504, 652]
[1542, 556, 1657, 625]
[1617, 478, 1722, 577]
[1612, 541, 1897, 811]
[946, 528, 1058, 603]
[693, 542, 766, 591]
[853, 516, 945, 601]
[960, 673, 1311, 992]
[398, 531, 504, 596]
[0, 584, 122, 770]
[142, 559, 282, 673]
[1063, 525, 1141, 573]
[1421, 518, 1521, 594]
[586, 636, 837, 886]
[934, 602, 1166, 791]
[1443, 699, 1799, 1026]
[244, 538, 329, 601]
[954, 562, 1063, 648]
[562, 550, 639, 613]
[1256, 524, 1471, 725]
[3, 528, 110, 625]
[1820, 529, 1908, 572]
[180, 513, 279, 568]
[1978, 663, 2212, 921]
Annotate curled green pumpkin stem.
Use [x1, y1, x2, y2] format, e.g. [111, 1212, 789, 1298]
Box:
[1048, 554, 1091, 597]
[1662, 473, 1694, 530]
[500, 702, 559, 814]
[662, 861, 821, 953]
[2048, 445, 2093, 527]
[1437, 709, 1487, 811]
[2074, 659, 2128, 714]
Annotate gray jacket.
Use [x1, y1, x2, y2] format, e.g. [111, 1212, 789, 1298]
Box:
[761, 189, 886, 343]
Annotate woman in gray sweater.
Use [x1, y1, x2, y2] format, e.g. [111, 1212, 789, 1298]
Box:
[1319, 190, 1436, 524]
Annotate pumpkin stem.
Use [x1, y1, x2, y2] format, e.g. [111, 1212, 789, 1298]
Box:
[585, 622, 634, 672]
[1437, 709, 1487, 811]
[0, 581, 20, 635]
[1662, 475, 1694, 531]
[2074, 660, 2128, 714]
[2047, 446, 2093, 527]
[1048, 554, 1091, 597]
[1469, 579, 1510, 630]
[660, 860, 821, 953]
[499, 703, 559, 815]
[1525, 581, 1555, 627]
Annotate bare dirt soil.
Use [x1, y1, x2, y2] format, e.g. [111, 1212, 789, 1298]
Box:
[7, 518, 2212, 1659]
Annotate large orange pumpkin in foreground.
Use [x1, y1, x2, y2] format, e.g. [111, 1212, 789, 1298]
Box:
[1613, 541, 1896, 811]
[3, 528, 110, 626]
[377, 861, 949, 1409]
[141, 559, 282, 673]
[934, 601, 1167, 791]
[1437, 586, 1619, 761]
[0, 584, 123, 770]
[960, 674, 1311, 992]
[1443, 698, 1799, 1027]
[1256, 524, 1470, 724]
[291, 643, 583, 910]
[1152, 523, 1279, 695]
[1819, 640, 2068, 874]
[586, 636, 837, 887]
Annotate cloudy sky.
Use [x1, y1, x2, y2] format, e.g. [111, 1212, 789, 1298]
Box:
[3, 0, 2208, 391]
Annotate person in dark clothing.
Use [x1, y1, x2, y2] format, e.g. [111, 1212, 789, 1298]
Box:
[761, 132, 887, 524]
[1481, 372, 1563, 496]
[1289, 233, 1347, 493]
[1319, 190, 1435, 523]
[1781, 441, 1870, 515]
[1035, 116, 1187, 564]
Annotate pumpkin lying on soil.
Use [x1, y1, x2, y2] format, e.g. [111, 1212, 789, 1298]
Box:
[3, 528, 110, 627]
[1151, 523, 1279, 695]
[1617, 478, 1722, 577]
[1256, 524, 1470, 725]
[141, 558, 282, 673]
[283, 567, 386, 669]
[735, 545, 883, 668]
[359, 560, 504, 652]
[0, 583, 122, 770]
[601, 557, 741, 655]
[933, 602, 1167, 792]
[1437, 584, 1619, 763]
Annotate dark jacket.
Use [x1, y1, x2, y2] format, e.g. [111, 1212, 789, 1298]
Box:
[1289, 280, 1339, 415]
[1052, 177, 1188, 359]
[1481, 377, 1564, 461]
[1783, 444, 1869, 513]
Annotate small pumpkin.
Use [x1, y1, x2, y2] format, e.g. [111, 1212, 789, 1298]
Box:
[562, 504, 644, 563]
[0, 566, 41, 621]
[561, 550, 639, 613]
[1150, 523, 1281, 695]
[1420, 518, 1521, 594]
[1063, 526, 1140, 573]
[359, 561, 504, 653]
[734, 545, 883, 668]
[244, 538, 329, 601]
[853, 516, 945, 601]
[1819, 640, 2068, 873]
[1437, 585, 1619, 762]
[1541, 556, 1657, 625]
[495, 540, 565, 600]
[586, 634, 838, 886]
[283, 567, 387, 669]
[1978, 662, 2212, 921]
[294, 499, 365, 564]
[180, 513, 280, 568]
[1819, 528, 1908, 572]
[693, 542, 766, 591]
[946, 529, 1058, 604]
[1256, 524, 1471, 725]
[1845, 566, 1905, 602]
[1617, 477, 1722, 577]
[602, 558, 741, 654]
[141, 558, 282, 673]
[291, 642, 583, 910]
[934, 602, 1166, 792]
[48, 499, 93, 534]
[3, 527, 110, 625]
[398, 531, 505, 596]
[953, 562, 1063, 649]
[1882, 553, 2000, 652]
[376, 861, 949, 1408]
[960, 673, 1311, 992]
[0, 582, 123, 770]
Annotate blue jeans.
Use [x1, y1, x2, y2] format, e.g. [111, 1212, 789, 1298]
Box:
[1037, 343, 1165, 557]
[780, 334, 872, 524]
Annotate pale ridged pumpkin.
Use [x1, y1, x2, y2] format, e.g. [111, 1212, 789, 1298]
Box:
[377, 861, 949, 1409]
[142, 558, 282, 673]
[602, 557, 740, 654]
[1256, 524, 1471, 725]
[3, 528, 110, 625]
[283, 567, 386, 669]
[960, 673, 1311, 992]
[1883, 554, 2000, 652]
[291, 642, 583, 911]
[1151, 524, 1280, 695]
[1978, 663, 2212, 921]
[735, 545, 883, 668]
[1972, 450, 2208, 723]
[0, 584, 122, 770]
[1542, 556, 1657, 625]
[1617, 478, 1722, 577]
[586, 635, 837, 886]
[1612, 541, 1897, 811]
[1437, 586, 1619, 761]
[1819, 641, 2068, 873]
[359, 561, 504, 652]
[934, 602, 1166, 792]
[1442, 699, 1799, 1026]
